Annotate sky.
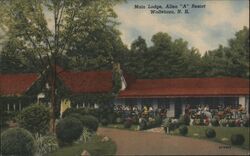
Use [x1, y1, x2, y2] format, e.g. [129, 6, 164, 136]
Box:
[114, 0, 249, 54]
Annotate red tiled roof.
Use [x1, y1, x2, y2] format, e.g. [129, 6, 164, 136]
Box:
[119, 78, 250, 98]
[58, 71, 113, 94]
[0, 73, 39, 96]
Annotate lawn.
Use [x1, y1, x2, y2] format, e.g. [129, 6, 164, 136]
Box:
[104, 124, 139, 131]
[172, 126, 250, 150]
[47, 135, 116, 156]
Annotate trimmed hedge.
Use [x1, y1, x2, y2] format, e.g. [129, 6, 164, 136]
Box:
[179, 115, 190, 126]
[179, 125, 188, 136]
[205, 128, 216, 138]
[101, 118, 109, 126]
[81, 115, 99, 132]
[1, 128, 35, 156]
[211, 118, 219, 127]
[231, 134, 245, 145]
[56, 117, 83, 145]
[124, 118, 133, 129]
[18, 104, 50, 134]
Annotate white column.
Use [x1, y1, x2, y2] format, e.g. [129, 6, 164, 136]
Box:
[182, 103, 186, 115]
[167, 99, 175, 118]
[239, 96, 246, 108]
[7, 104, 10, 112]
[245, 96, 249, 115]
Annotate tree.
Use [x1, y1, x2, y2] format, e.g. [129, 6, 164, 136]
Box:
[201, 26, 249, 78]
[0, 0, 122, 132]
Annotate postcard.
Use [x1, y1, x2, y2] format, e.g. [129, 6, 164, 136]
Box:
[0, 0, 249, 155]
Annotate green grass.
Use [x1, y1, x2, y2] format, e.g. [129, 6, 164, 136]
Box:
[172, 126, 250, 150]
[104, 124, 139, 131]
[47, 135, 116, 156]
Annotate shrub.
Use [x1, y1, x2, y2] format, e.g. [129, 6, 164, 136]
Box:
[1, 128, 35, 156]
[231, 134, 245, 145]
[124, 119, 132, 129]
[56, 117, 83, 145]
[80, 128, 92, 143]
[179, 125, 188, 136]
[205, 128, 216, 138]
[18, 104, 50, 134]
[81, 115, 99, 132]
[179, 115, 190, 126]
[228, 119, 236, 127]
[193, 118, 204, 126]
[68, 113, 84, 121]
[242, 118, 250, 127]
[34, 133, 59, 156]
[139, 120, 147, 130]
[116, 117, 123, 124]
[220, 119, 228, 127]
[132, 116, 139, 124]
[139, 118, 147, 130]
[163, 118, 177, 133]
[62, 108, 78, 118]
[154, 116, 162, 126]
[0, 111, 10, 127]
[211, 118, 219, 127]
[107, 113, 116, 124]
[101, 118, 109, 126]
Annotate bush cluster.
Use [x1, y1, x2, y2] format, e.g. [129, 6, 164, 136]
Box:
[178, 115, 190, 126]
[18, 104, 50, 134]
[179, 125, 188, 136]
[211, 118, 219, 126]
[34, 133, 59, 155]
[101, 118, 109, 126]
[81, 115, 99, 132]
[124, 118, 133, 128]
[1, 128, 35, 156]
[231, 134, 245, 145]
[205, 128, 216, 138]
[56, 117, 83, 146]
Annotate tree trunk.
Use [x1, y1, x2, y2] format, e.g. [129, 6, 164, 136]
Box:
[49, 64, 56, 133]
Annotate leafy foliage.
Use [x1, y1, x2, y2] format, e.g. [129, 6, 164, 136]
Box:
[80, 128, 92, 143]
[179, 125, 188, 136]
[56, 117, 83, 146]
[1, 128, 35, 156]
[18, 104, 50, 134]
[101, 118, 109, 126]
[81, 115, 99, 132]
[178, 115, 190, 126]
[205, 128, 216, 138]
[123, 119, 132, 128]
[231, 134, 245, 145]
[34, 133, 59, 156]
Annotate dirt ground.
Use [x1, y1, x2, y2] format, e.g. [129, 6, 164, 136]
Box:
[98, 128, 249, 155]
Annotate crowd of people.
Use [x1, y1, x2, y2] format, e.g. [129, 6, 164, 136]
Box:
[114, 103, 248, 121]
[114, 105, 168, 120]
[186, 104, 248, 120]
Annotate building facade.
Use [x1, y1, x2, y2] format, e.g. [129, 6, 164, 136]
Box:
[115, 77, 250, 118]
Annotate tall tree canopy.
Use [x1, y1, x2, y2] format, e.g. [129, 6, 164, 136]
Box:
[201, 26, 249, 78]
[124, 32, 203, 78]
[0, 0, 124, 132]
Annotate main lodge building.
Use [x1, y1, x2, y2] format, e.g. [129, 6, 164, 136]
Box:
[1, 66, 249, 118]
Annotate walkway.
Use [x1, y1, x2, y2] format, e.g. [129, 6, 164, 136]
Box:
[98, 128, 249, 155]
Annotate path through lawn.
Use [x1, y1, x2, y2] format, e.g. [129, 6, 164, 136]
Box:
[98, 128, 249, 155]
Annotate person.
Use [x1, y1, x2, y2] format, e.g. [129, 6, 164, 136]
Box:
[204, 105, 209, 112]
[185, 104, 191, 115]
[238, 104, 245, 112]
[149, 106, 154, 117]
